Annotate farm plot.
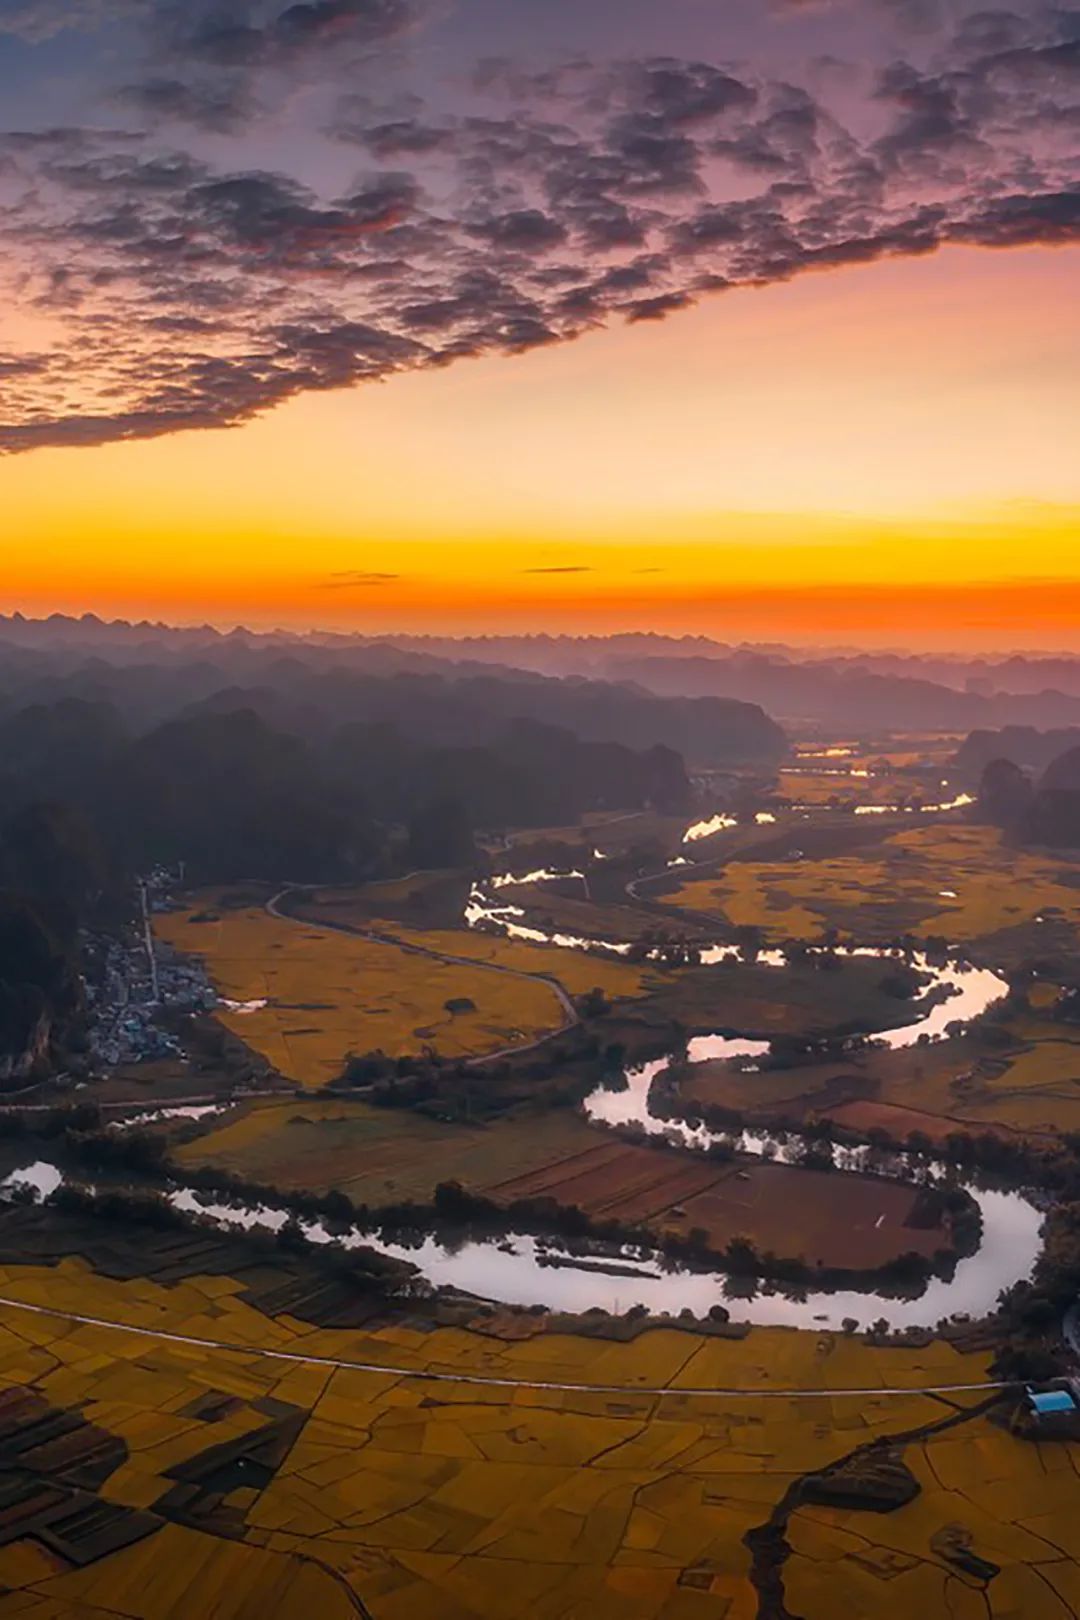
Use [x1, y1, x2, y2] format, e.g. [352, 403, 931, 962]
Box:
[664, 823, 1080, 945]
[277, 890, 661, 998]
[154, 903, 568, 1087]
[776, 767, 919, 807]
[785, 1410, 1080, 1620]
[650, 954, 931, 1039]
[289, 869, 472, 930]
[176, 1100, 604, 1205]
[480, 884, 680, 945]
[680, 1005, 1080, 1142]
[504, 809, 689, 858]
[363, 926, 658, 1000]
[0, 1253, 1071, 1620]
[177, 1099, 944, 1270]
[487, 1145, 946, 1269]
[790, 736, 962, 772]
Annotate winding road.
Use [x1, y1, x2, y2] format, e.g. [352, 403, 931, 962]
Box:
[266, 883, 581, 1063]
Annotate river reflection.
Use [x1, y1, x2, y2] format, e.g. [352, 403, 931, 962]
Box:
[0, 1118, 1042, 1332]
[0, 923, 1030, 1334]
[465, 878, 1009, 1050]
[491, 867, 586, 890]
[464, 887, 633, 955]
[683, 813, 738, 843]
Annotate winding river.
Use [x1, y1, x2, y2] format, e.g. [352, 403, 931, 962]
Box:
[466, 875, 1010, 1053]
[2, 936, 1040, 1335]
[0, 831, 1041, 1333]
[2, 1134, 1039, 1334]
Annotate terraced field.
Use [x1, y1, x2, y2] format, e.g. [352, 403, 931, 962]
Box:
[0, 1254, 1074, 1620]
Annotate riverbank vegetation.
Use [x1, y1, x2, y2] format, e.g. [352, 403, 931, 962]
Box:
[90, 1086, 980, 1295]
[675, 991, 1080, 1143]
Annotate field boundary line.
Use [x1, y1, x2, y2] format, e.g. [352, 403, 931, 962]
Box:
[265, 883, 581, 1062]
[0, 1295, 1019, 1400]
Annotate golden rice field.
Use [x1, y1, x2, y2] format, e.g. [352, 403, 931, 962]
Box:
[388, 927, 657, 999]
[154, 904, 571, 1088]
[943, 1025, 1080, 1136]
[777, 768, 915, 806]
[785, 1412, 1080, 1618]
[0, 1255, 1076, 1620]
[666, 824, 1080, 944]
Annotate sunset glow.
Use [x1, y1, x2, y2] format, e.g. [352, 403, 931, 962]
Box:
[6, 6, 1080, 1601]
[1, 0, 1077, 645]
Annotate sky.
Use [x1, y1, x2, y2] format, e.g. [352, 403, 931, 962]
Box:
[0, 0, 1077, 647]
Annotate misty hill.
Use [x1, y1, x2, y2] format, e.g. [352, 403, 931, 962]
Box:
[977, 758, 1033, 829]
[0, 804, 109, 1084]
[595, 653, 1080, 732]
[351, 634, 1080, 701]
[112, 709, 373, 882]
[105, 707, 698, 878]
[176, 667, 782, 765]
[0, 621, 785, 767]
[601, 654, 986, 731]
[313, 632, 1080, 733]
[1023, 746, 1080, 849]
[955, 727, 1080, 779]
[3, 617, 767, 892]
[973, 741, 1080, 851]
[0, 694, 696, 887]
[326, 716, 692, 830]
[302, 632, 1080, 723]
[7, 614, 1080, 735]
[0, 698, 129, 819]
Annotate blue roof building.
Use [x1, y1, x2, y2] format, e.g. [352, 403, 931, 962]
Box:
[1027, 1388, 1077, 1417]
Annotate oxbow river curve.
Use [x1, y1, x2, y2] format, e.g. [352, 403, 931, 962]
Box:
[0, 854, 1041, 1335]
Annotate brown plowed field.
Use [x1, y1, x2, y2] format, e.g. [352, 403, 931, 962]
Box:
[488, 1143, 944, 1269]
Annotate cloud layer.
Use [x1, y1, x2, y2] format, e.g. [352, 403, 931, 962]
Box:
[0, 0, 1076, 452]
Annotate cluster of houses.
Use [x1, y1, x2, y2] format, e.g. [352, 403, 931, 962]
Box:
[84, 870, 215, 1069]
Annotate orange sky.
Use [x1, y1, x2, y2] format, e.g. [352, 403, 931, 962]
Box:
[3, 243, 1078, 648]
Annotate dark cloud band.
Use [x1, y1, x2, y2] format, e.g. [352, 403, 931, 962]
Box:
[0, 2, 1075, 453]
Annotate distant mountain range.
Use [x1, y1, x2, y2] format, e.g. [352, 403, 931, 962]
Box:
[0, 616, 784, 766]
[5, 615, 1080, 734]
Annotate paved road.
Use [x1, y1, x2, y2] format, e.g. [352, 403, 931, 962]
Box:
[0, 1294, 1020, 1401]
[0, 1088, 286, 1116]
[267, 884, 581, 1063]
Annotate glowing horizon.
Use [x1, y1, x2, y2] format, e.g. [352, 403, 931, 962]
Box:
[1, 1, 1077, 650]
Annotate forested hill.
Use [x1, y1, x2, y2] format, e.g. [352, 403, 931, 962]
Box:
[0, 619, 786, 893]
[0, 616, 785, 767]
[972, 731, 1080, 850]
[955, 727, 1080, 778]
